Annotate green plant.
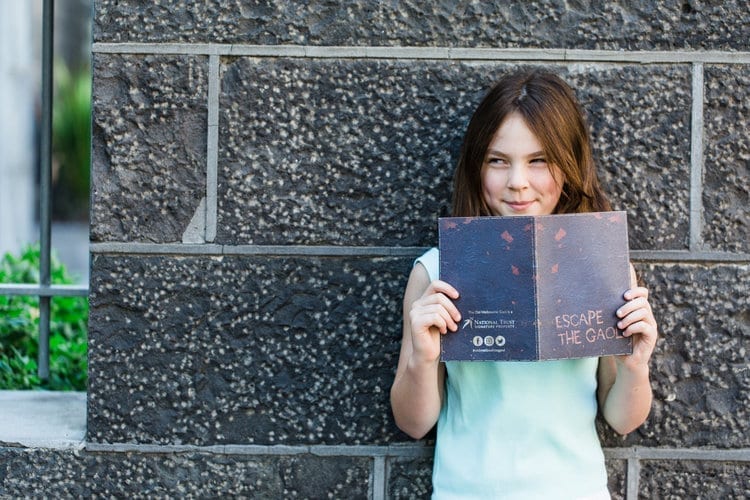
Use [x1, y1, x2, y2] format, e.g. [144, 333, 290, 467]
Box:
[0, 245, 87, 390]
[52, 60, 91, 221]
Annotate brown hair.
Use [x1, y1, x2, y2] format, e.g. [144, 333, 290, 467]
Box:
[452, 70, 612, 216]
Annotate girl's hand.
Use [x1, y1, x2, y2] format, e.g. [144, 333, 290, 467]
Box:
[391, 271, 458, 438]
[408, 280, 461, 365]
[597, 265, 656, 435]
[615, 285, 658, 370]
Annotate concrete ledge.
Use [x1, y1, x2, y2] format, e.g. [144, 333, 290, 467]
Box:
[88, 243, 750, 262]
[91, 43, 750, 64]
[0, 390, 86, 449]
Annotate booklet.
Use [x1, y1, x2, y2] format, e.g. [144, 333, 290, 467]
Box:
[439, 211, 633, 361]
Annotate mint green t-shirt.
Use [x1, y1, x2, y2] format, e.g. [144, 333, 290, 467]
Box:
[416, 248, 609, 499]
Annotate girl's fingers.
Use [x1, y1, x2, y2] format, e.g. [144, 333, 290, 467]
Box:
[409, 280, 462, 338]
[411, 303, 459, 334]
[426, 280, 460, 300]
[623, 286, 649, 302]
[621, 317, 657, 341]
[417, 285, 461, 323]
[617, 296, 651, 321]
[617, 306, 651, 331]
[617, 314, 658, 364]
[614, 283, 658, 368]
[616, 286, 658, 353]
[618, 305, 658, 359]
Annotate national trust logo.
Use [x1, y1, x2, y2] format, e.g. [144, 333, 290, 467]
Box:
[462, 317, 507, 348]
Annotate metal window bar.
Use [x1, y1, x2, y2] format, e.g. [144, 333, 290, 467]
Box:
[0, 0, 88, 381]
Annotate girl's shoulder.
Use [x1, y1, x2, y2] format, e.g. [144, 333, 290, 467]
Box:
[414, 247, 439, 282]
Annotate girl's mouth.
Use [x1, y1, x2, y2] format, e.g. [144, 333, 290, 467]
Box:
[504, 200, 534, 211]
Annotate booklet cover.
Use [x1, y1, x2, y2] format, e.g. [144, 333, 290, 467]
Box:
[439, 211, 633, 361]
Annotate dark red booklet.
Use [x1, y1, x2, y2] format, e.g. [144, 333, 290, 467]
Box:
[439, 211, 633, 361]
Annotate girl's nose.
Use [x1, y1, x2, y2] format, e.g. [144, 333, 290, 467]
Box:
[506, 164, 529, 190]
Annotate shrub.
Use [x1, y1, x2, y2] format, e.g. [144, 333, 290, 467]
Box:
[52, 61, 91, 221]
[0, 245, 87, 390]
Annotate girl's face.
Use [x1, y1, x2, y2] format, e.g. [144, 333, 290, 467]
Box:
[481, 112, 564, 217]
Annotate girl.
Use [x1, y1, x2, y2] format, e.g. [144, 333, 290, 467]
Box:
[390, 70, 658, 499]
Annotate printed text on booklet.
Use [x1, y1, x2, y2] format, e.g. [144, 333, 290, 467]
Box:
[439, 211, 633, 361]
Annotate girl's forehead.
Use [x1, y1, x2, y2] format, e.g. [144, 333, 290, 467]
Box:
[487, 113, 543, 151]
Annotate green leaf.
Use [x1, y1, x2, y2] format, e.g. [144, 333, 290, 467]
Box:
[0, 244, 88, 390]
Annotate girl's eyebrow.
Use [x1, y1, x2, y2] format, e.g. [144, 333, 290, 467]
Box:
[485, 149, 546, 158]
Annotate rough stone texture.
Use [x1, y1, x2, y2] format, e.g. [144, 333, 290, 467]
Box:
[91, 54, 208, 243]
[598, 263, 750, 448]
[566, 65, 692, 250]
[0, 448, 370, 498]
[639, 460, 750, 498]
[0, 449, 87, 498]
[387, 456, 433, 499]
[605, 459, 626, 500]
[384, 455, 628, 499]
[88, 254, 411, 445]
[703, 65, 750, 253]
[93, 0, 750, 51]
[82, 1, 750, 498]
[218, 58, 469, 246]
[219, 60, 690, 249]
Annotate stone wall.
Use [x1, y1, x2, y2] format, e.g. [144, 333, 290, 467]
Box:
[5, 1, 748, 498]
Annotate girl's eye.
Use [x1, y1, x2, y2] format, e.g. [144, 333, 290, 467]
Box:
[530, 158, 548, 167]
[487, 157, 509, 168]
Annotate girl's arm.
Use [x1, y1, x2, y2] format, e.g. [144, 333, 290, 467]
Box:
[390, 264, 461, 439]
[597, 264, 658, 435]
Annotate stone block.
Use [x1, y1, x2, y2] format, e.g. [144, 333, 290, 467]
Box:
[605, 458, 626, 500]
[0, 449, 88, 497]
[387, 456, 433, 499]
[383, 454, 628, 498]
[88, 254, 411, 445]
[91, 54, 208, 243]
[703, 65, 750, 253]
[598, 263, 750, 448]
[0, 448, 370, 498]
[218, 58, 471, 246]
[219, 60, 690, 249]
[565, 65, 692, 250]
[639, 459, 750, 498]
[93, 1, 750, 51]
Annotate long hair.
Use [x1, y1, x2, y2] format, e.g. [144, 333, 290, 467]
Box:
[452, 70, 611, 216]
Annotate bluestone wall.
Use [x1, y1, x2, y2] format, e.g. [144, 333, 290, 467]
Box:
[3, 1, 749, 498]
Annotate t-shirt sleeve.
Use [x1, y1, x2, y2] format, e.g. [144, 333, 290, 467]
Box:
[414, 247, 439, 282]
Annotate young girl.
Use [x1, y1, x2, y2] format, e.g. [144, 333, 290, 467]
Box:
[390, 70, 658, 499]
